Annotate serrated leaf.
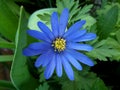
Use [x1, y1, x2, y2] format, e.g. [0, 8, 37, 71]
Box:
[57, 0, 94, 26]
[91, 78, 108, 90]
[105, 38, 120, 49]
[72, 4, 93, 21]
[61, 71, 108, 90]
[81, 15, 96, 29]
[69, 0, 80, 19]
[56, 0, 75, 14]
[97, 5, 119, 39]
[37, 13, 51, 25]
[105, 38, 120, 60]
[88, 47, 119, 61]
[10, 6, 38, 90]
[79, 5, 93, 15]
[87, 37, 120, 61]
[36, 83, 49, 90]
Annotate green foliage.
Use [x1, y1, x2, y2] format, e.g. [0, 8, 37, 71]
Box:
[0, 80, 15, 90]
[10, 6, 38, 90]
[0, 0, 19, 41]
[116, 30, 120, 43]
[70, 5, 93, 22]
[0, 37, 15, 48]
[96, 4, 119, 39]
[87, 37, 120, 61]
[0, 42, 15, 49]
[39, 69, 46, 82]
[37, 13, 51, 25]
[32, 0, 96, 31]
[85, 2, 120, 62]
[28, 8, 56, 31]
[56, 0, 95, 29]
[0, 0, 120, 90]
[59, 71, 108, 90]
[36, 83, 49, 90]
[0, 42, 15, 48]
[35, 69, 49, 90]
[105, 38, 120, 60]
[0, 55, 13, 62]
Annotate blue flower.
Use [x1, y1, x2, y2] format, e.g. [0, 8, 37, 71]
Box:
[23, 8, 96, 80]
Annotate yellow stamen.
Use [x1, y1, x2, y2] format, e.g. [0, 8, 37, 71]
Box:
[52, 38, 66, 52]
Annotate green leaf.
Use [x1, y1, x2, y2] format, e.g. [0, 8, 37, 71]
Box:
[71, 4, 93, 22]
[37, 13, 51, 26]
[87, 46, 118, 61]
[80, 15, 96, 29]
[56, 0, 76, 14]
[87, 38, 120, 61]
[0, 42, 15, 49]
[0, 0, 19, 41]
[105, 38, 120, 50]
[27, 8, 57, 44]
[10, 6, 38, 90]
[116, 30, 120, 44]
[60, 71, 108, 90]
[97, 5, 119, 39]
[0, 80, 15, 90]
[28, 8, 56, 31]
[39, 69, 46, 82]
[0, 37, 15, 48]
[105, 38, 120, 60]
[36, 83, 49, 90]
[0, 55, 13, 62]
[56, 0, 95, 29]
[91, 78, 108, 90]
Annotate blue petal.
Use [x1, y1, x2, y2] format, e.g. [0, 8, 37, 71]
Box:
[35, 54, 46, 68]
[59, 8, 69, 36]
[64, 20, 86, 37]
[44, 54, 56, 79]
[63, 51, 82, 71]
[56, 54, 62, 77]
[27, 30, 51, 42]
[42, 50, 54, 67]
[67, 43, 93, 51]
[23, 48, 41, 56]
[51, 12, 59, 37]
[65, 30, 86, 41]
[61, 55, 74, 80]
[35, 49, 54, 68]
[66, 49, 94, 66]
[28, 42, 50, 50]
[74, 33, 96, 42]
[37, 22, 54, 40]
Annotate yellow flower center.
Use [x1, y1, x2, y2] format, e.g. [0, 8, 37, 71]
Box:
[52, 38, 66, 52]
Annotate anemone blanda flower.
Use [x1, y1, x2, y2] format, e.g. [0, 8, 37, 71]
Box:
[23, 8, 96, 80]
